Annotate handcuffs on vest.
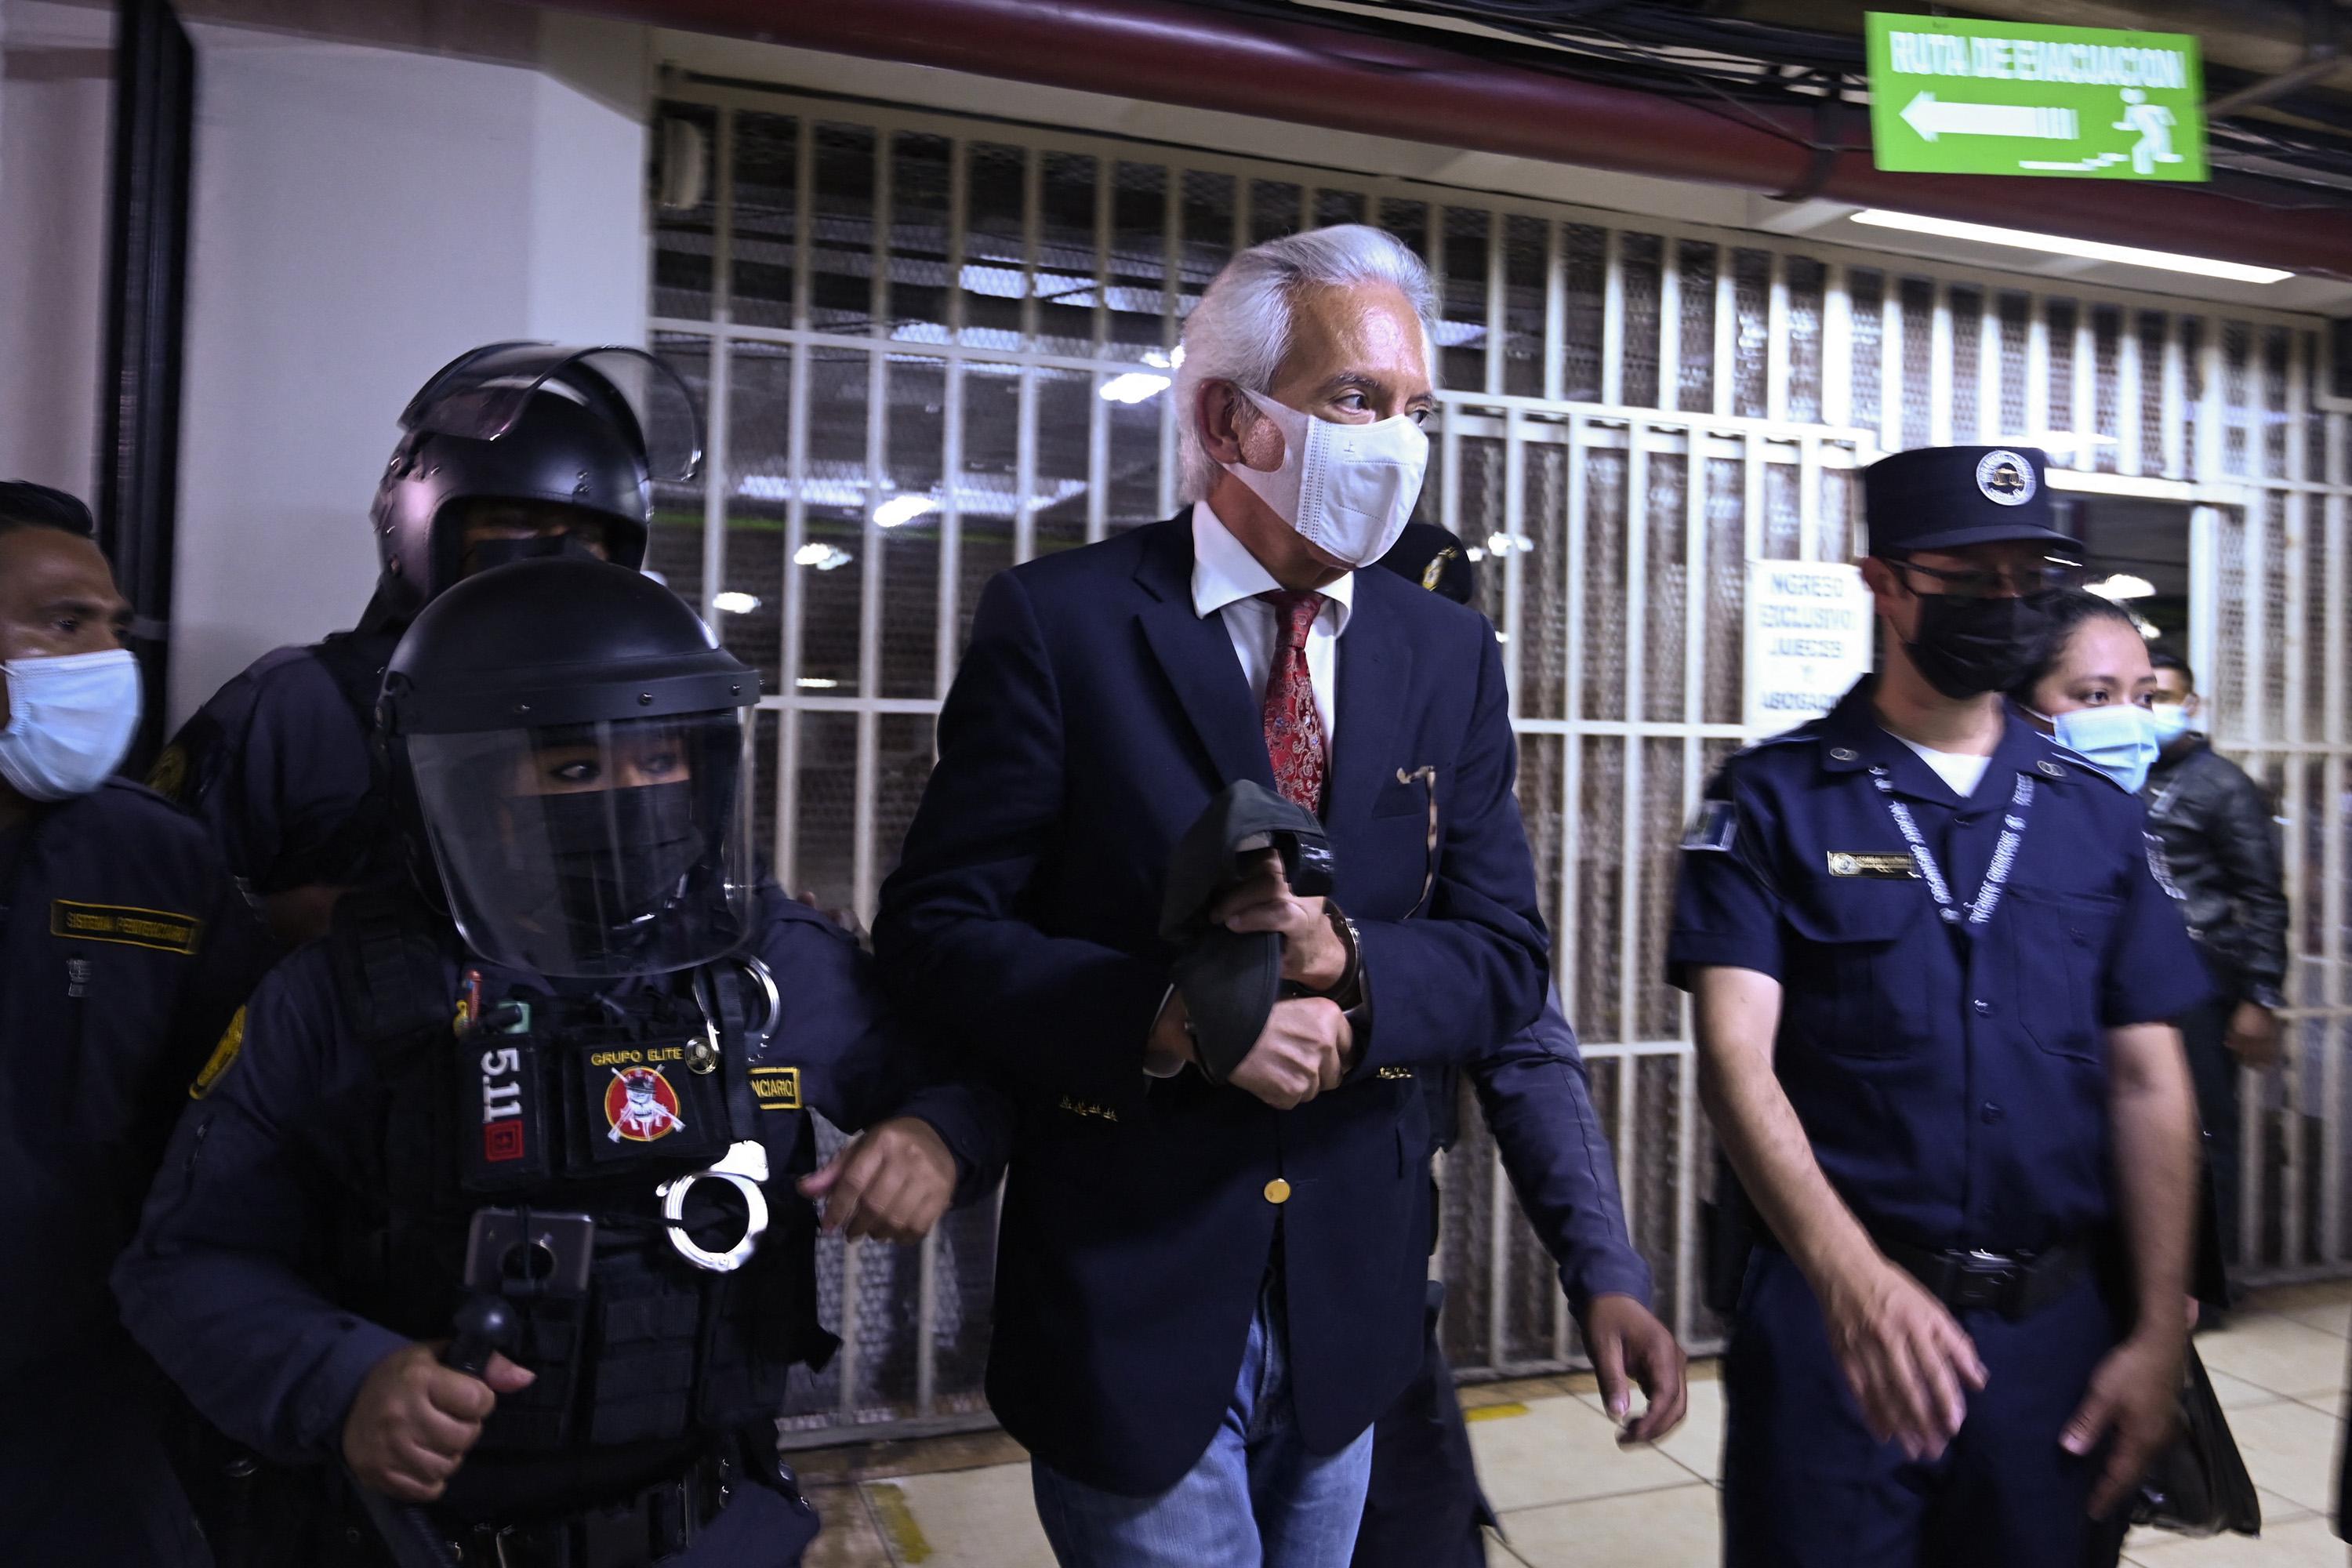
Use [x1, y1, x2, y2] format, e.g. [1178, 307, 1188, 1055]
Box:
[655, 956, 782, 1272]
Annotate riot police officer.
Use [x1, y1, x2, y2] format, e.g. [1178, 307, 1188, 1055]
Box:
[153, 343, 695, 947]
[117, 557, 1007, 1567]
[0, 482, 267, 1566]
[1671, 446, 2208, 1566]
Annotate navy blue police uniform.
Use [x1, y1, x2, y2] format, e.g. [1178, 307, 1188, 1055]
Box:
[1354, 989, 1652, 1568]
[117, 558, 1008, 1568]
[1, 779, 268, 1566]
[152, 608, 400, 899]
[1668, 448, 2209, 1567]
[1353, 527, 1654, 1568]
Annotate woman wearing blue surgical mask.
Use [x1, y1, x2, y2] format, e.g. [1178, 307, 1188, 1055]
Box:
[2011, 595, 2240, 1568]
[2005, 590, 2161, 793]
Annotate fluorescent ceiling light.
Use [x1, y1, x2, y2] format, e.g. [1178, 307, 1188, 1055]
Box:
[793, 542, 854, 572]
[795, 677, 840, 689]
[1100, 372, 1173, 405]
[873, 494, 938, 529]
[711, 590, 761, 615]
[1849, 209, 2292, 285]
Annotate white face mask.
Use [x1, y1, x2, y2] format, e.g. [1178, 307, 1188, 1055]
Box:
[1221, 388, 1430, 569]
[0, 648, 143, 802]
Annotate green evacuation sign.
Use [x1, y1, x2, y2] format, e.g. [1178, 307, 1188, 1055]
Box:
[1866, 13, 2206, 181]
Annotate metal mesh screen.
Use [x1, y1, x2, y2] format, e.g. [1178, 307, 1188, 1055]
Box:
[1847, 268, 1883, 432]
[1732, 249, 1769, 419]
[1950, 285, 1984, 444]
[1787, 256, 1826, 426]
[1676, 240, 1717, 415]
[1621, 233, 1664, 408]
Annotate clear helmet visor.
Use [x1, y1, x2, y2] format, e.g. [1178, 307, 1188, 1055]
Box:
[408, 713, 753, 978]
[400, 343, 703, 483]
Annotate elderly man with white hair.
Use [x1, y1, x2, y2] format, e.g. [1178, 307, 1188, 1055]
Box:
[876, 225, 1549, 1565]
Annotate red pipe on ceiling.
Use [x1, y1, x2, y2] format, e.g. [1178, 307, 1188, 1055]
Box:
[568, 0, 2352, 279]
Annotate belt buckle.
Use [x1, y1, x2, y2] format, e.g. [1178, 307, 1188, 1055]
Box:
[1950, 1248, 2018, 1312]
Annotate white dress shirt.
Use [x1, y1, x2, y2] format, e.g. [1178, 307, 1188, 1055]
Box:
[1191, 499, 1355, 743]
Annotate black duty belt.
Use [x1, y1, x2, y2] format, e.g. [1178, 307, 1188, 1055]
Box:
[1878, 1236, 2092, 1321]
[452, 1449, 731, 1568]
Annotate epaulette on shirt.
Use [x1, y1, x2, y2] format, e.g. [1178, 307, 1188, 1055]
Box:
[2042, 743, 2132, 791]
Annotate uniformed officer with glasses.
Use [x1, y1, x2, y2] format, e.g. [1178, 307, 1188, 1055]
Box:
[1670, 445, 2209, 1566]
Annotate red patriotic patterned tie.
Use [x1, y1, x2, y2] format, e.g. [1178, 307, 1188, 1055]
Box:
[1258, 590, 1328, 815]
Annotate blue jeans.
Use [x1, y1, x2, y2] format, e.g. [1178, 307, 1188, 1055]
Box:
[1031, 1272, 1374, 1568]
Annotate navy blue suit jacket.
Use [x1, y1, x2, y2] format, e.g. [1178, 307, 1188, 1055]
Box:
[874, 511, 1548, 1494]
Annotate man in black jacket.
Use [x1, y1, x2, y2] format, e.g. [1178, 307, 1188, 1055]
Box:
[2143, 648, 2288, 1308]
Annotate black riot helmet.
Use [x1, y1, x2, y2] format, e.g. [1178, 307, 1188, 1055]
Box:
[370, 343, 702, 619]
[379, 557, 760, 978]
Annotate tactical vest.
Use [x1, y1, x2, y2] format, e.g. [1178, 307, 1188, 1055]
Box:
[326, 891, 837, 1453]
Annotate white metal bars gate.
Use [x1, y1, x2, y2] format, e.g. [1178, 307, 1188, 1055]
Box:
[644, 74, 2352, 1439]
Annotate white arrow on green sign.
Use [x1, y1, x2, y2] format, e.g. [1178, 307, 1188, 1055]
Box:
[1900, 93, 2077, 143]
[1867, 13, 2207, 181]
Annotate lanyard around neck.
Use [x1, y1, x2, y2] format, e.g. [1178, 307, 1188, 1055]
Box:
[1869, 767, 2035, 931]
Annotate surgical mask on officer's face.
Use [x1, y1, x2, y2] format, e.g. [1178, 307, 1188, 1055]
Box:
[1221, 389, 1428, 569]
[2049, 703, 2161, 793]
[1900, 588, 2055, 701]
[2149, 701, 2195, 748]
[0, 648, 141, 802]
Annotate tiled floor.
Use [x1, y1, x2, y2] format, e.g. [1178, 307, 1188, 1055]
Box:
[791, 1280, 2352, 1566]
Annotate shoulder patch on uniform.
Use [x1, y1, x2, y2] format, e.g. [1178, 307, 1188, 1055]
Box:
[52, 900, 201, 954]
[191, 1007, 246, 1098]
[145, 742, 190, 802]
[1683, 798, 1738, 853]
[748, 1065, 802, 1110]
[2045, 746, 2129, 790]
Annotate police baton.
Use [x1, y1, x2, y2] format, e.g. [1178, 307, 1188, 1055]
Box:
[347, 1296, 517, 1568]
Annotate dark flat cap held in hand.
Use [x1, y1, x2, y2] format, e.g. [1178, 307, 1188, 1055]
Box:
[1160, 782, 1336, 1084]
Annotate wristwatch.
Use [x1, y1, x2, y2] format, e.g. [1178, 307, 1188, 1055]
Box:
[1324, 907, 1365, 1010]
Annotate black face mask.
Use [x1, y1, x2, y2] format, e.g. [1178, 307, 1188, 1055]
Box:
[1902, 590, 2056, 700]
[535, 782, 706, 949]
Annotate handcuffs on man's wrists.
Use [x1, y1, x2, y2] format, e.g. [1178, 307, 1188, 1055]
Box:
[1180, 907, 1363, 1047]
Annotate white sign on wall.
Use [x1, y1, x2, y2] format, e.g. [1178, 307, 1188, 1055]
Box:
[1743, 561, 1875, 735]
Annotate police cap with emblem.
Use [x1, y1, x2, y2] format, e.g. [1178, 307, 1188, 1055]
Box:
[1863, 445, 2079, 557]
